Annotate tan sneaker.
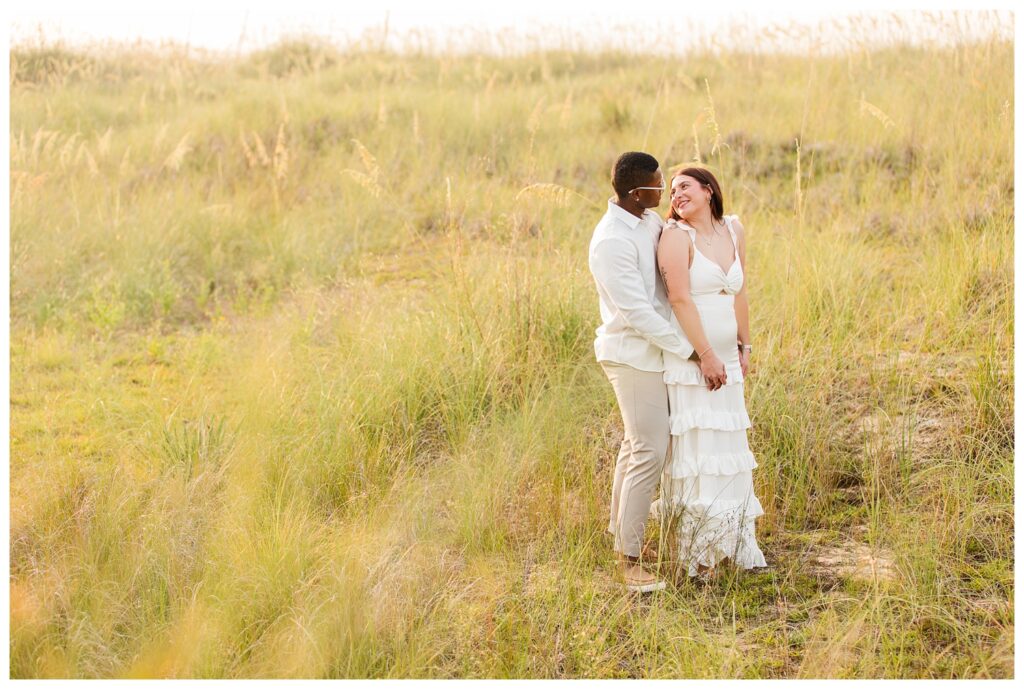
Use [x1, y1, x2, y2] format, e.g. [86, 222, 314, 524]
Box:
[621, 561, 666, 593]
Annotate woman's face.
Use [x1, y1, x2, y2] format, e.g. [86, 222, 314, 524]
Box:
[670, 175, 709, 218]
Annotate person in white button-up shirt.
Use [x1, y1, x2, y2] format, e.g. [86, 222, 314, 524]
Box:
[588, 151, 693, 593]
[589, 198, 695, 370]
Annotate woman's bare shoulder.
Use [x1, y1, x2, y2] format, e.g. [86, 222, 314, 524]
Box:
[660, 219, 691, 243]
[658, 221, 693, 268]
[727, 215, 746, 240]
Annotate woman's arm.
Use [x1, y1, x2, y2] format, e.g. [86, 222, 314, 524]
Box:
[732, 218, 751, 376]
[658, 227, 727, 390]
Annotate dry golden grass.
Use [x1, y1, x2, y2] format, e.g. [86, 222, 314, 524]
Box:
[9, 13, 1013, 678]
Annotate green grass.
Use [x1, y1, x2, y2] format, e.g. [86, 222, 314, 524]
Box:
[9, 15, 1013, 678]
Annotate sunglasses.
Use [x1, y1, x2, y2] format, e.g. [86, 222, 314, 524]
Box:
[629, 185, 665, 192]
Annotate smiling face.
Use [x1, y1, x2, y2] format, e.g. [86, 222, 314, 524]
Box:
[670, 174, 710, 220]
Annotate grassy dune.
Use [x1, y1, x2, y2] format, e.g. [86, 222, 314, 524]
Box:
[9, 16, 1013, 678]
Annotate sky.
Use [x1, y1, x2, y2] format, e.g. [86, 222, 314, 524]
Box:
[8, 1, 1015, 55]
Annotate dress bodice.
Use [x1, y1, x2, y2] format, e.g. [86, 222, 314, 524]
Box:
[665, 214, 744, 297]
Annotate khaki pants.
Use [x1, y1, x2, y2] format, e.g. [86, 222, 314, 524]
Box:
[601, 362, 670, 559]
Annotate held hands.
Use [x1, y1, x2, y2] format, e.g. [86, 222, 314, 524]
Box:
[699, 351, 728, 391]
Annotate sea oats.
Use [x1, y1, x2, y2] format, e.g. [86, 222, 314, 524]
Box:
[163, 133, 192, 172]
[859, 95, 896, 129]
[273, 123, 289, 182]
[515, 183, 596, 209]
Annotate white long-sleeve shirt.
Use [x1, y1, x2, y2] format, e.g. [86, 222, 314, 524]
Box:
[588, 200, 694, 372]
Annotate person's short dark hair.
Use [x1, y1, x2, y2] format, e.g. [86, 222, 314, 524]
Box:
[669, 167, 725, 221]
[611, 151, 660, 198]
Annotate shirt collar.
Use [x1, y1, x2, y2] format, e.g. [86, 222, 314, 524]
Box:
[607, 198, 650, 230]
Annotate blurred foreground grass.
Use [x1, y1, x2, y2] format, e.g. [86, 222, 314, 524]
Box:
[9, 15, 1013, 678]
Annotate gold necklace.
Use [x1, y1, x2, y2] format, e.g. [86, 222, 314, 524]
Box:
[695, 221, 722, 248]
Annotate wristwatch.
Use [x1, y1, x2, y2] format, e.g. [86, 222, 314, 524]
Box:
[738, 343, 753, 352]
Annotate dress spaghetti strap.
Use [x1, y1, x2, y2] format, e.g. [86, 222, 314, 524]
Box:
[723, 215, 739, 254]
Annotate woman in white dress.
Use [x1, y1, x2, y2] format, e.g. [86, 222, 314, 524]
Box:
[652, 167, 768, 579]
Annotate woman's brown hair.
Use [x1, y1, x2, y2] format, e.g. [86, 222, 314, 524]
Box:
[668, 167, 724, 222]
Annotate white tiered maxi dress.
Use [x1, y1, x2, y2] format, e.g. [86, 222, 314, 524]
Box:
[652, 215, 767, 576]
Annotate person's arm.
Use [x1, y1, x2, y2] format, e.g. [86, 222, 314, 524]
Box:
[732, 218, 752, 376]
[590, 236, 692, 360]
[657, 227, 727, 390]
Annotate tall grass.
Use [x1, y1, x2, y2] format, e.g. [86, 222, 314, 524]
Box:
[9, 13, 1013, 678]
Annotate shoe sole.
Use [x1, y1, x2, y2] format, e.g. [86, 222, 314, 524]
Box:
[625, 580, 667, 593]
